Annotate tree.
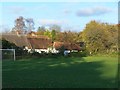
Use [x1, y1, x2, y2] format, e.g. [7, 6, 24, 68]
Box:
[105, 24, 118, 52]
[25, 18, 35, 33]
[43, 29, 57, 42]
[12, 16, 27, 34]
[1, 39, 28, 57]
[51, 30, 56, 42]
[37, 26, 46, 35]
[55, 31, 78, 43]
[58, 31, 78, 43]
[66, 31, 79, 43]
[82, 20, 119, 54]
[2, 39, 16, 49]
[55, 32, 64, 42]
[82, 21, 109, 54]
[49, 24, 61, 32]
[44, 30, 52, 38]
[12, 16, 35, 34]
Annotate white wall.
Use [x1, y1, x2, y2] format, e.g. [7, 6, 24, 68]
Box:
[24, 46, 59, 54]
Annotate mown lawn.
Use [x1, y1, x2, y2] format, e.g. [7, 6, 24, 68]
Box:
[2, 56, 118, 88]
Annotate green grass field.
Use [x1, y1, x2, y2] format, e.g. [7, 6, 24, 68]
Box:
[2, 56, 118, 88]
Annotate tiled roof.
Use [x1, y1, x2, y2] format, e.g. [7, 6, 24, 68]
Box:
[2, 34, 80, 50]
[53, 42, 81, 50]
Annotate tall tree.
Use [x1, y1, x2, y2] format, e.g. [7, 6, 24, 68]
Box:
[82, 21, 109, 54]
[12, 16, 26, 34]
[105, 24, 118, 52]
[82, 20, 119, 54]
[25, 18, 35, 33]
[51, 30, 56, 42]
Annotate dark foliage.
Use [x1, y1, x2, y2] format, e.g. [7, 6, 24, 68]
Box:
[2, 39, 28, 60]
[70, 50, 89, 57]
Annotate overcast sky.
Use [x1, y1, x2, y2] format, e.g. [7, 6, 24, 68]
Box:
[0, 1, 118, 32]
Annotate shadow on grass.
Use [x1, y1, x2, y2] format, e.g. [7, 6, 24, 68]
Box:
[2, 56, 118, 88]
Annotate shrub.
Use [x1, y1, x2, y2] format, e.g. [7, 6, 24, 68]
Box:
[70, 50, 89, 57]
[2, 50, 13, 60]
[57, 45, 65, 56]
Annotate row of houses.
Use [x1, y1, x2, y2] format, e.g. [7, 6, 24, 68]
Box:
[2, 31, 82, 54]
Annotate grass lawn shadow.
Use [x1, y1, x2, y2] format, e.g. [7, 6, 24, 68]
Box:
[2, 56, 118, 88]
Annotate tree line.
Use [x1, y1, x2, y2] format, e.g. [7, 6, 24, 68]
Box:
[3, 16, 119, 55]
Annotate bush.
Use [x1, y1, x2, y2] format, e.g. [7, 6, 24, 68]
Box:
[57, 46, 65, 56]
[28, 51, 59, 58]
[2, 50, 13, 60]
[93, 52, 119, 57]
[70, 50, 89, 57]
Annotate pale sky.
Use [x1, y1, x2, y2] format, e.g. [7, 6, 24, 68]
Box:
[0, 0, 118, 32]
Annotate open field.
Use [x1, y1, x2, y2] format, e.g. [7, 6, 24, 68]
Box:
[2, 56, 118, 88]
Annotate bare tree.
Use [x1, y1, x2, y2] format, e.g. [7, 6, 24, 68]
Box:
[25, 18, 35, 33]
